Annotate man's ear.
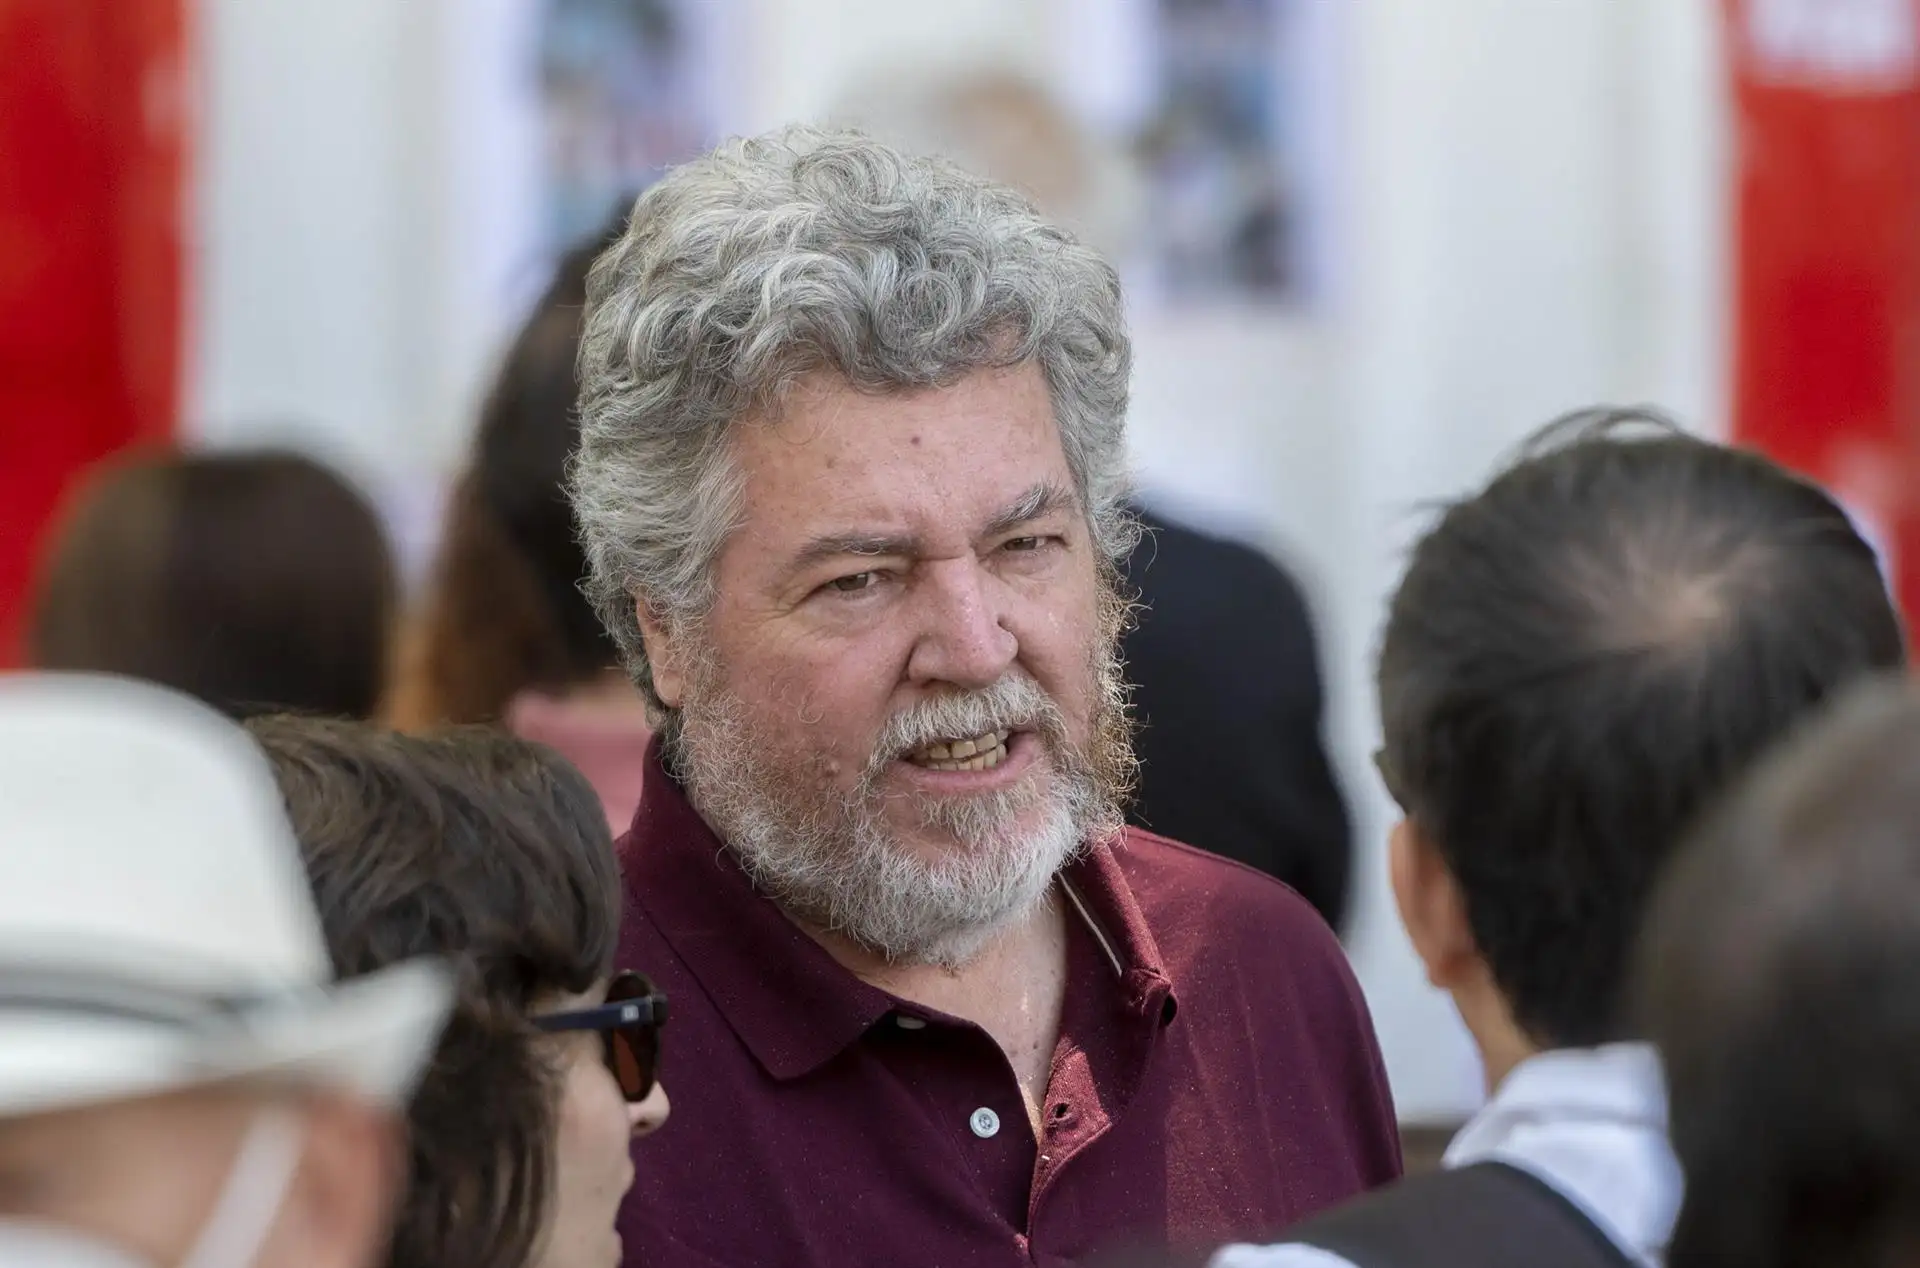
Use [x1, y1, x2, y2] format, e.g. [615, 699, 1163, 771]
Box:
[1388, 819, 1479, 993]
[636, 600, 685, 708]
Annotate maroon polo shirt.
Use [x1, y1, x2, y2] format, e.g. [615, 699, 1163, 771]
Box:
[616, 748, 1400, 1267]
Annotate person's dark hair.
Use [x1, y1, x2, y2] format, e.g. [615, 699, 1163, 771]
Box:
[402, 220, 627, 726]
[1376, 406, 1905, 1049]
[1636, 676, 1920, 1268]
[245, 716, 621, 1268]
[30, 447, 395, 720]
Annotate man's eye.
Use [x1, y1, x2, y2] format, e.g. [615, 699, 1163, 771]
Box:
[1002, 537, 1043, 553]
[828, 572, 877, 593]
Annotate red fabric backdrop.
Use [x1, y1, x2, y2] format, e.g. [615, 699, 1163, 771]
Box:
[1724, 0, 1920, 633]
[0, 0, 188, 665]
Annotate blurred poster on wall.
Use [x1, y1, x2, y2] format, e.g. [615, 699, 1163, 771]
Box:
[1140, 0, 1293, 299]
[537, 0, 726, 255]
[1723, 0, 1920, 631]
[1052, 0, 1343, 309]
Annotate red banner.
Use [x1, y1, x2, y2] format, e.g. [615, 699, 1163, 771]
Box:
[1725, 0, 1920, 631]
[0, 0, 188, 664]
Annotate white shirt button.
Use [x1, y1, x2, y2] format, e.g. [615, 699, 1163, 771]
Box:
[894, 1015, 927, 1030]
[969, 1107, 1001, 1138]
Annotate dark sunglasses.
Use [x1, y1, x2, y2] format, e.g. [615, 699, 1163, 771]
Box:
[533, 970, 667, 1103]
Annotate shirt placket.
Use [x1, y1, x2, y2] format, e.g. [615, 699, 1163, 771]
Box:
[1026, 983, 1174, 1264]
[1025, 907, 1169, 1239]
[1030, 1038, 1107, 1216]
[883, 1008, 1044, 1233]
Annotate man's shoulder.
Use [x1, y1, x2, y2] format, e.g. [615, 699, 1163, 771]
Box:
[1112, 825, 1338, 949]
[1113, 822, 1351, 991]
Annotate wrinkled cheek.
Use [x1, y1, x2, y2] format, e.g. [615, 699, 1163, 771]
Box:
[742, 659, 853, 762]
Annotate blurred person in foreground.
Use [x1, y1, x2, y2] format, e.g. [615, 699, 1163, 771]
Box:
[571, 125, 1399, 1268]
[249, 717, 670, 1268]
[387, 222, 656, 830]
[1208, 409, 1906, 1268]
[834, 66, 1352, 926]
[0, 673, 450, 1268]
[1636, 677, 1920, 1268]
[30, 448, 396, 721]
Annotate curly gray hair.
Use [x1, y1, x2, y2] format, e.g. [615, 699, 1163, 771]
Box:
[569, 124, 1135, 711]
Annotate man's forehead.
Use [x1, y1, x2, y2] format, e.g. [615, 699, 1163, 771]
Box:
[756, 364, 1056, 444]
[732, 365, 1073, 531]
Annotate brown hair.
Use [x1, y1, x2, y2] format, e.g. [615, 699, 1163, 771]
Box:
[31, 447, 395, 720]
[245, 716, 622, 1268]
[390, 226, 624, 729]
[1636, 676, 1920, 1268]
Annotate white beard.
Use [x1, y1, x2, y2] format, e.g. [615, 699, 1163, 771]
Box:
[673, 670, 1114, 969]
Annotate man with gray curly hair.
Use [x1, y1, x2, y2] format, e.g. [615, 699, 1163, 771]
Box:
[572, 125, 1400, 1267]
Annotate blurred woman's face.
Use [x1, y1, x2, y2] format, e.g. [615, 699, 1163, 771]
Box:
[535, 982, 670, 1268]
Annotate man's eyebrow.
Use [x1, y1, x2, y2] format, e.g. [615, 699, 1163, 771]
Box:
[783, 482, 1079, 577]
[982, 482, 1079, 539]
[785, 531, 922, 577]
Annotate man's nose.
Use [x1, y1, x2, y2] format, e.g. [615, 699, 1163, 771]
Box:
[905, 557, 1018, 690]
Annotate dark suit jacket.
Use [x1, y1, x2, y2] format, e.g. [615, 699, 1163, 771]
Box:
[1120, 504, 1352, 930]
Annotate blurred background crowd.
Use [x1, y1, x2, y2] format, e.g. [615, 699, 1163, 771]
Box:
[6, 0, 1919, 1138]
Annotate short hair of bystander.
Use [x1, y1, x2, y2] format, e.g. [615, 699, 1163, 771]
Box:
[1377, 407, 1905, 1049]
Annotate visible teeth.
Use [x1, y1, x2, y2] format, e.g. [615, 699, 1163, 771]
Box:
[954, 746, 1004, 772]
[908, 729, 1012, 770]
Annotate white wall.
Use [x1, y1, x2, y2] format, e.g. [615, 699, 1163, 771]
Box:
[187, 0, 1728, 1122]
[192, 0, 438, 469]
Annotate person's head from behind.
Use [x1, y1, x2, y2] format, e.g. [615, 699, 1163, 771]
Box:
[571, 124, 1139, 970]
[31, 448, 396, 721]
[1376, 407, 1905, 1083]
[0, 674, 449, 1268]
[1637, 677, 1920, 1268]
[246, 717, 668, 1268]
[397, 223, 627, 727]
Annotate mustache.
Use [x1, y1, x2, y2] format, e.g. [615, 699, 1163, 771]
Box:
[863, 675, 1069, 778]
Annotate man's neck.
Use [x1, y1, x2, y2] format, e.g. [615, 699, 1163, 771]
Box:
[1454, 982, 1540, 1096]
[824, 896, 1062, 1005]
[800, 890, 1071, 1131]
[1479, 1042, 1537, 1097]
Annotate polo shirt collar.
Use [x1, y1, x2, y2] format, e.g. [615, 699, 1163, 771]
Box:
[623, 741, 1179, 1080]
[1061, 837, 1179, 1027]
[624, 743, 894, 1081]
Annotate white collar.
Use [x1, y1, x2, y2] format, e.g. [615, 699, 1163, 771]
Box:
[1444, 1043, 1682, 1267]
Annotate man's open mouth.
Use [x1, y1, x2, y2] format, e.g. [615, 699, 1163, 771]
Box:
[904, 729, 1012, 772]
